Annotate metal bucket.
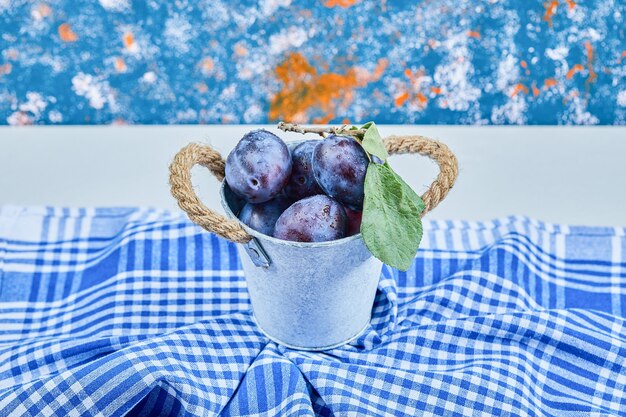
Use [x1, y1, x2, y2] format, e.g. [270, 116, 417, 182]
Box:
[220, 179, 383, 351]
[170, 132, 458, 351]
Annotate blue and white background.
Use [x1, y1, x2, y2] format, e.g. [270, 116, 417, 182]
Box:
[1, 0, 625, 125]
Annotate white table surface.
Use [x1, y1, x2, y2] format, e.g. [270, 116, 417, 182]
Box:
[1, 125, 625, 227]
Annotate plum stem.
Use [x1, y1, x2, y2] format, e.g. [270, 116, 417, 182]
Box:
[277, 122, 366, 137]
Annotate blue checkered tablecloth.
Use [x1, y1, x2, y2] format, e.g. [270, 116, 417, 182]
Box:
[0, 205, 625, 416]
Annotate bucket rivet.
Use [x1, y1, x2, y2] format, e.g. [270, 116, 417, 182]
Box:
[244, 238, 271, 269]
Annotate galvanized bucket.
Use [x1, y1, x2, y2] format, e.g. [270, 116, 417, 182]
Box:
[169, 131, 458, 350]
[220, 176, 382, 350]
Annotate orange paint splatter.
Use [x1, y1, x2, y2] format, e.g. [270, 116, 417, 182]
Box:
[195, 83, 208, 93]
[404, 68, 426, 84]
[566, 0, 575, 9]
[427, 39, 440, 49]
[371, 59, 388, 80]
[401, 67, 431, 106]
[353, 59, 388, 85]
[544, 78, 558, 88]
[342, 118, 350, 124]
[199, 57, 215, 75]
[9, 111, 33, 125]
[313, 113, 335, 124]
[394, 92, 409, 107]
[5, 49, 19, 60]
[324, 0, 359, 7]
[58, 23, 78, 42]
[619, 51, 626, 64]
[269, 52, 384, 123]
[416, 93, 428, 106]
[234, 43, 248, 57]
[510, 83, 529, 97]
[114, 57, 126, 72]
[566, 64, 584, 79]
[0, 63, 12, 76]
[520, 60, 528, 69]
[466, 30, 481, 39]
[123, 32, 135, 50]
[543, 0, 559, 27]
[531, 83, 540, 97]
[562, 89, 580, 104]
[33, 3, 52, 20]
[585, 41, 597, 83]
[585, 42, 594, 60]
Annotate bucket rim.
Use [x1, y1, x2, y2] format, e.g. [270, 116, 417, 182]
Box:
[220, 181, 363, 248]
[251, 312, 371, 351]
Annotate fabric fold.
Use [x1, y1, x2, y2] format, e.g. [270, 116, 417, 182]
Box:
[1, 206, 625, 416]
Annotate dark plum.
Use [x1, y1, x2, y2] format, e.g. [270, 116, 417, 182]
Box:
[238, 196, 292, 236]
[344, 206, 363, 236]
[225, 129, 292, 203]
[274, 195, 346, 242]
[312, 135, 368, 210]
[284, 140, 323, 201]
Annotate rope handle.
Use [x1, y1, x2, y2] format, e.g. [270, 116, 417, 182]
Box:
[169, 135, 458, 243]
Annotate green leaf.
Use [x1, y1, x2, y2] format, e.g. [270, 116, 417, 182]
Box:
[394, 171, 425, 214]
[345, 125, 363, 142]
[361, 122, 389, 162]
[361, 163, 424, 271]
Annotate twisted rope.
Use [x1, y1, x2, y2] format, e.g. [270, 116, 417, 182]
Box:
[169, 133, 458, 243]
[169, 143, 251, 243]
[384, 135, 458, 217]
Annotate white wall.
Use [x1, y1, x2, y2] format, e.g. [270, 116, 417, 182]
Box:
[1, 125, 625, 226]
